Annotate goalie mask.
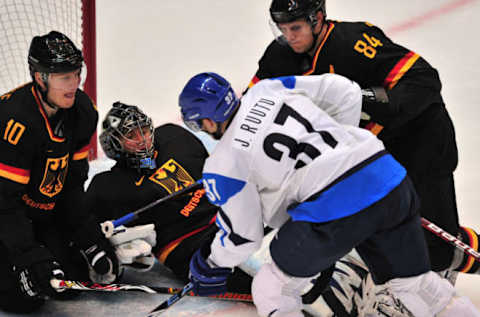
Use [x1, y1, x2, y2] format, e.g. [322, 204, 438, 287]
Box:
[100, 102, 156, 170]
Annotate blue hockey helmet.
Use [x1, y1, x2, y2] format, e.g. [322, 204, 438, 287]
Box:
[178, 72, 239, 132]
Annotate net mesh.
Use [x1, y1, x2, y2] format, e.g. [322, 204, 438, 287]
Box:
[0, 0, 84, 94]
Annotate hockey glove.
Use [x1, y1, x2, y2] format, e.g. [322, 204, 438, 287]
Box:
[81, 237, 120, 284]
[189, 246, 233, 296]
[108, 224, 157, 271]
[13, 246, 65, 299]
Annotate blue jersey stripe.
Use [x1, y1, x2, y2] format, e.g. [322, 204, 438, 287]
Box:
[288, 154, 406, 223]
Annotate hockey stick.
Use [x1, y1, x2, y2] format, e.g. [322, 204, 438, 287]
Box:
[101, 181, 203, 237]
[146, 282, 194, 317]
[51, 279, 252, 302]
[421, 217, 480, 263]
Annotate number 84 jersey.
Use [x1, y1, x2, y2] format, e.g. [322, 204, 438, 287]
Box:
[202, 74, 406, 267]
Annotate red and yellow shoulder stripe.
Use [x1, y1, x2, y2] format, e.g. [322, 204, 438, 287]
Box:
[383, 51, 420, 90]
[0, 162, 30, 184]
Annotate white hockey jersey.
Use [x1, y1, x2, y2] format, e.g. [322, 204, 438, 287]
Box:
[202, 74, 406, 268]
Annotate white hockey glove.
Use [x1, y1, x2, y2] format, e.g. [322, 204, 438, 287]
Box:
[109, 224, 157, 272]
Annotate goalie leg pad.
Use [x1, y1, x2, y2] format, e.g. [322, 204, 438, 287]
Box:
[387, 271, 462, 317]
[252, 262, 310, 317]
[437, 296, 480, 317]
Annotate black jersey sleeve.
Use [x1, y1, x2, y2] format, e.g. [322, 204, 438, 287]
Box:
[330, 22, 444, 134]
[0, 89, 43, 259]
[364, 57, 443, 132]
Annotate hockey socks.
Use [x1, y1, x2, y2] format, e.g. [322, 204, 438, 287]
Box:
[451, 227, 480, 274]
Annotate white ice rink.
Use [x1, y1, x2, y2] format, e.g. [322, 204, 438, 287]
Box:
[4, 0, 480, 316]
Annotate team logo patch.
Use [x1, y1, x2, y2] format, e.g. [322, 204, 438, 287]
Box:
[149, 158, 194, 194]
[39, 154, 69, 197]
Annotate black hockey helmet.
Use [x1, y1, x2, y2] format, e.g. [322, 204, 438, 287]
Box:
[28, 30, 83, 75]
[270, 0, 326, 25]
[100, 102, 156, 171]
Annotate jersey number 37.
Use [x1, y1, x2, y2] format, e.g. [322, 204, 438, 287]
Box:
[263, 103, 338, 169]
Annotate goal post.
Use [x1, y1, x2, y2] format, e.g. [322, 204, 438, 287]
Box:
[0, 0, 98, 159]
[81, 0, 97, 160]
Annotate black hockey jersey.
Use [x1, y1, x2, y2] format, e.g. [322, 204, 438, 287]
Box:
[86, 124, 218, 274]
[0, 82, 98, 260]
[249, 20, 457, 174]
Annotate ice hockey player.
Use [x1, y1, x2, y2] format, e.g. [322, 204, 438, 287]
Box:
[86, 102, 252, 293]
[0, 31, 127, 314]
[248, 0, 480, 286]
[179, 71, 480, 317]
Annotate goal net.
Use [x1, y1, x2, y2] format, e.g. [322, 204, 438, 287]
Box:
[0, 0, 97, 159]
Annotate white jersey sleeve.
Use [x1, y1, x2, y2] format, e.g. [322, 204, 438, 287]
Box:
[279, 74, 362, 126]
[201, 135, 265, 267]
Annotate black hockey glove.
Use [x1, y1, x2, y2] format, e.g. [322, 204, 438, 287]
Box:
[81, 237, 120, 284]
[360, 86, 391, 130]
[72, 218, 121, 284]
[13, 246, 65, 299]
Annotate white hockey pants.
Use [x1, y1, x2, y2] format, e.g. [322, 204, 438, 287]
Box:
[252, 262, 312, 317]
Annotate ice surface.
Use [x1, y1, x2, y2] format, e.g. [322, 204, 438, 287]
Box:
[1, 262, 258, 317]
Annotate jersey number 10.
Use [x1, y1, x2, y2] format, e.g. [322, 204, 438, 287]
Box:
[3, 119, 25, 146]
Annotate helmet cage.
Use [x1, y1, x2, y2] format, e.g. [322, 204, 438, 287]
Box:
[100, 103, 156, 170]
